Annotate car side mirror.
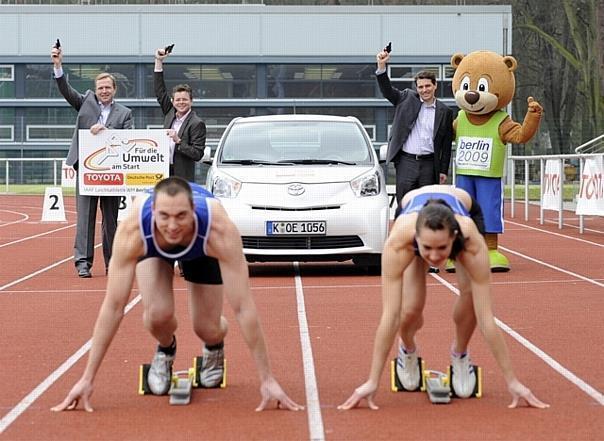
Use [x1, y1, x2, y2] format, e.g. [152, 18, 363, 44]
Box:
[379, 144, 388, 163]
[202, 146, 213, 164]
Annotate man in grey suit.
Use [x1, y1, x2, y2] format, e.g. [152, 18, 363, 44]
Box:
[153, 47, 205, 181]
[52, 45, 133, 278]
[376, 48, 455, 211]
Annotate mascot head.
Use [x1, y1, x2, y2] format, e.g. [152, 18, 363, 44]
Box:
[451, 50, 517, 116]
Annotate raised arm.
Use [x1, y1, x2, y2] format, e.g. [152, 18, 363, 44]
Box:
[51, 45, 85, 111]
[51, 209, 143, 412]
[205, 200, 303, 411]
[153, 48, 174, 115]
[376, 50, 403, 106]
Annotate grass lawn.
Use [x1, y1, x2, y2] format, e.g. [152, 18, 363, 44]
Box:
[503, 184, 579, 201]
[0, 185, 75, 196]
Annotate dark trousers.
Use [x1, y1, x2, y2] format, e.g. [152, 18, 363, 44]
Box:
[394, 153, 437, 206]
[74, 175, 119, 271]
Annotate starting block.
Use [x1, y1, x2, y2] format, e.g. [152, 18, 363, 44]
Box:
[138, 356, 227, 403]
[390, 357, 426, 392]
[423, 370, 451, 404]
[448, 364, 482, 398]
[169, 369, 195, 405]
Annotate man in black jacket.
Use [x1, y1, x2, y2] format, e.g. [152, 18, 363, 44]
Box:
[376, 48, 455, 210]
[153, 48, 205, 181]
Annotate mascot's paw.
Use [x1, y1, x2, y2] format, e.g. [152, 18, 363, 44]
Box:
[488, 249, 510, 272]
[527, 96, 543, 115]
[445, 259, 456, 273]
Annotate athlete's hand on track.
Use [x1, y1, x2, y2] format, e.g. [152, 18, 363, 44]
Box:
[507, 379, 550, 409]
[51, 378, 94, 413]
[256, 376, 304, 411]
[337, 380, 379, 410]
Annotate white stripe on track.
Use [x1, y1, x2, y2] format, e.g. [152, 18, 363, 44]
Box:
[0, 295, 141, 434]
[500, 246, 604, 289]
[293, 262, 325, 441]
[0, 224, 75, 249]
[505, 220, 604, 248]
[0, 210, 29, 227]
[431, 274, 604, 405]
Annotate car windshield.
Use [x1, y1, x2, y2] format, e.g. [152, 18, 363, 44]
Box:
[219, 120, 373, 165]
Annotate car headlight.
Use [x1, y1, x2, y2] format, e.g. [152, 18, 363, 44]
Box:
[350, 171, 380, 197]
[212, 172, 242, 198]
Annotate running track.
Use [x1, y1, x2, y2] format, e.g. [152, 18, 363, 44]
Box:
[0, 195, 602, 440]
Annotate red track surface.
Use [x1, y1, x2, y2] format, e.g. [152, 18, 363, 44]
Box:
[0, 196, 603, 440]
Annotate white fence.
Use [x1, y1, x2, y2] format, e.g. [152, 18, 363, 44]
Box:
[507, 153, 603, 234]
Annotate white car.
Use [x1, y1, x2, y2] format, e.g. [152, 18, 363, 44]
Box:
[206, 114, 389, 272]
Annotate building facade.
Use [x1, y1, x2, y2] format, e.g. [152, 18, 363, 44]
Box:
[0, 4, 511, 181]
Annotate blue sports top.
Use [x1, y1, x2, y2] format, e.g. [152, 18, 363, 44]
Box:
[401, 192, 470, 217]
[139, 183, 215, 261]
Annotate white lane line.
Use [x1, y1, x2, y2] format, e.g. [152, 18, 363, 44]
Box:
[505, 220, 604, 248]
[293, 262, 325, 441]
[0, 244, 101, 293]
[0, 224, 75, 249]
[0, 294, 141, 434]
[542, 219, 604, 234]
[500, 246, 604, 289]
[431, 274, 604, 406]
[0, 210, 29, 227]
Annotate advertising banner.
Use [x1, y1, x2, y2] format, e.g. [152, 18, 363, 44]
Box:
[542, 159, 562, 211]
[576, 155, 604, 216]
[78, 129, 169, 196]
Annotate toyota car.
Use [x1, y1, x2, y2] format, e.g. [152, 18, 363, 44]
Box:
[206, 114, 389, 272]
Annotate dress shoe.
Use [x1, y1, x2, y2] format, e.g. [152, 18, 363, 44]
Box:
[78, 268, 92, 278]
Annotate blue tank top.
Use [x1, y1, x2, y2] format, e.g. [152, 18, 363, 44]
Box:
[401, 192, 470, 217]
[139, 183, 215, 261]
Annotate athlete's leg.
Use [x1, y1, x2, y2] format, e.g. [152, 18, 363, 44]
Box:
[399, 256, 428, 351]
[188, 283, 228, 345]
[451, 263, 477, 352]
[137, 257, 177, 347]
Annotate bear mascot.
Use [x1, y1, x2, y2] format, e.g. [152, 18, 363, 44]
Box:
[449, 50, 543, 272]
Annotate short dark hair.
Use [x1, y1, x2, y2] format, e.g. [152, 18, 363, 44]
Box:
[172, 84, 193, 100]
[414, 70, 436, 86]
[153, 176, 193, 207]
[415, 199, 465, 259]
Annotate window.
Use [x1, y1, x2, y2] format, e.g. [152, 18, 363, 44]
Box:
[267, 64, 375, 98]
[0, 65, 15, 98]
[26, 125, 73, 142]
[388, 65, 440, 82]
[25, 64, 136, 98]
[206, 125, 228, 142]
[363, 125, 376, 141]
[0, 125, 14, 141]
[144, 64, 256, 99]
[0, 65, 14, 81]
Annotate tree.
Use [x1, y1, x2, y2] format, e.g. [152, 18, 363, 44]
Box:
[516, 0, 603, 149]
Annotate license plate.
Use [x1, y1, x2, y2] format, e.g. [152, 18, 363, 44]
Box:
[266, 221, 326, 235]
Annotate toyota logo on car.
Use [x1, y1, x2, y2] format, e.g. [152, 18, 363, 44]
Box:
[287, 183, 305, 196]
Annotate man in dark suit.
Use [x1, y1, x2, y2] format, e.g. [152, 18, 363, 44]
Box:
[52, 45, 133, 278]
[376, 48, 455, 209]
[153, 48, 205, 181]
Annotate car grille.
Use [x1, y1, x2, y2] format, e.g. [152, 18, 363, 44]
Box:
[250, 205, 341, 211]
[242, 235, 363, 250]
